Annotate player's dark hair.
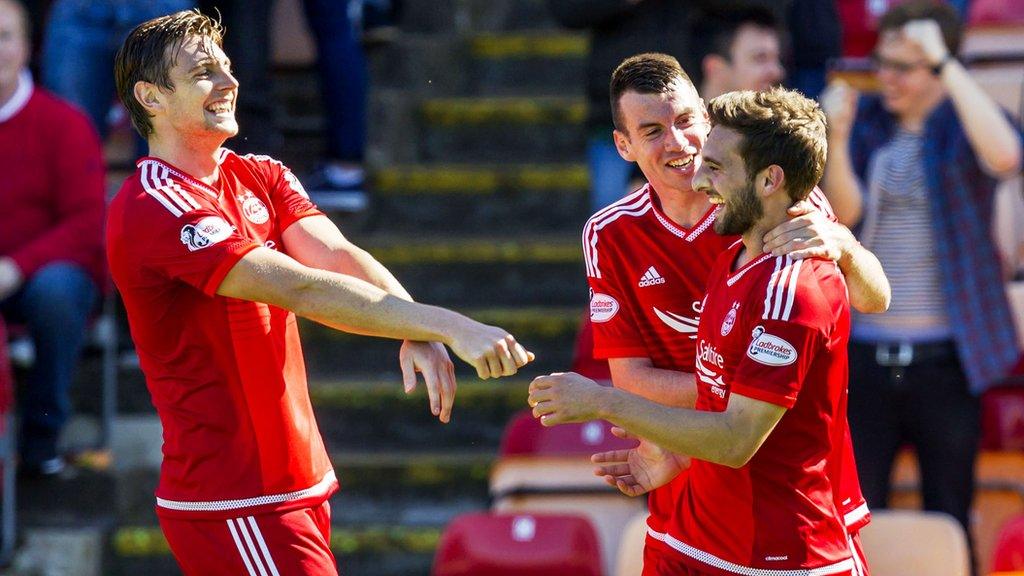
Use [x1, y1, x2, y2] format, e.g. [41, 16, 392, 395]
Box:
[707, 87, 827, 202]
[114, 9, 225, 137]
[705, 7, 781, 62]
[877, 0, 961, 55]
[610, 53, 696, 133]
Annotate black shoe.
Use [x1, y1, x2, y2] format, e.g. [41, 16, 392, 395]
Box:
[18, 456, 73, 480]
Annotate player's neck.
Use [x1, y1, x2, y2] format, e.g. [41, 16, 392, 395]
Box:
[147, 135, 225, 186]
[736, 204, 790, 269]
[652, 185, 711, 229]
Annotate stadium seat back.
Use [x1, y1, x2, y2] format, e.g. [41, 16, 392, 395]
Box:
[499, 409, 635, 457]
[494, 492, 642, 576]
[969, 0, 1024, 26]
[431, 512, 602, 576]
[982, 385, 1024, 450]
[615, 512, 649, 576]
[859, 510, 970, 576]
[994, 514, 1024, 572]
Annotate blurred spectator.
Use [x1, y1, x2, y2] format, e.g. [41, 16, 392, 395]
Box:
[0, 0, 106, 476]
[838, 0, 971, 58]
[821, 0, 1022, 552]
[198, 0, 280, 155]
[699, 6, 786, 99]
[298, 0, 371, 213]
[41, 0, 193, 140]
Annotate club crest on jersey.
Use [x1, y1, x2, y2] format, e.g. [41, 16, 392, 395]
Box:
[238, 191, 270, 225]
[721, 302, 740, 336]
[747, 325, 798, 366]
[590, 292, 619, 323]
[180, 216, 232, 252]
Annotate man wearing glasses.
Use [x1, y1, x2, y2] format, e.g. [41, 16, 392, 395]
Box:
[821, 0, 1023, 554]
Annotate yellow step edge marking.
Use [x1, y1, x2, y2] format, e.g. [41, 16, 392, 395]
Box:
[363, 239, 582, 265]
[114, 526, 443, 557]
[421, 97, 586, 125]
[372, 165, 589, 194]
[471, 34, 589, 59]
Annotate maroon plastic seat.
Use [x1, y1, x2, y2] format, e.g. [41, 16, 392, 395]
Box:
[432, 512, 603, 576]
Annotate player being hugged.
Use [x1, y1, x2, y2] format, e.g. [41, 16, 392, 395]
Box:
[530, 88, 861, 576]
[107, 10, 532, 576]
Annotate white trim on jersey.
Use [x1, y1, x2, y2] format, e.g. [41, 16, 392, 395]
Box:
[157, 470, 337, 512]
[582, 186, 652, 278]
[684, 206, 722, 242]
[726, 252, 772, 287]
[648, 528, 855, 576]
[808, 188, 836, 221]
[843, 503, 870, 529]
[137, 158, 220, 199]
[848, 534, 867, 576]
[762, 256, 803, 322]
[140, 163, 184, 217]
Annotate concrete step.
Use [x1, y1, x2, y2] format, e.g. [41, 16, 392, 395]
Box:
[364, 163, 590, 233]
[399, 0, 561, 33]
[299, 305, 583, 378]
[353, 234, 586, 307]
[111, 524, 440, 576]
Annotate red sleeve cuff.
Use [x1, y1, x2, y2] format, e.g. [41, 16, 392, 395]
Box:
[730, 382, 797, 409]
[593, 345, 652, 359]
[202, 241, 260, 297]
[278, 208, 324, 234]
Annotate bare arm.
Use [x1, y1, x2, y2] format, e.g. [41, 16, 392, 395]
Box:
[905, 20, 1022, 176]
[529, 372, 785, 468]
[762, 206, 891, 313]
[608, 357, 697, 408]
[821, 81, 865, 226]
[217, 247, 532, 379]
[282, 215, 414, 300]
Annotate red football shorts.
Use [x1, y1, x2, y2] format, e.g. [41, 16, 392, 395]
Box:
[159, 500, 337, 576]
[642, 543, 714, 576]
[850, 531, 871, 576]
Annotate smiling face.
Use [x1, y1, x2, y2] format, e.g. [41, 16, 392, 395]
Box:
[693, 126, 763, 236]
[149, 34, 238, 143]
[874, 31, 943, 117]
[612, 78, 709, 196]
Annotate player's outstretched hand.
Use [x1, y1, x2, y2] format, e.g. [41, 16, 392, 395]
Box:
[591, 427, 690, 497]
[528, 372, 608, 426]
[400, 340, 457, 423]
[447, 319, 534, 380]
[763, 202, 856, 261]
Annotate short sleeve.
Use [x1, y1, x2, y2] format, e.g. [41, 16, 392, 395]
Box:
[588, 266, 648, 360]
[730, 318, 825, 409]
[128, 195, 259, 296]
[259, 159, 323, 232]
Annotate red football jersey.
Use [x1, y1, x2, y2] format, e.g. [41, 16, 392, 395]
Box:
[107, 150, 336, 519]
[651, 244, 854, 574]
[583, 185, 866, 538]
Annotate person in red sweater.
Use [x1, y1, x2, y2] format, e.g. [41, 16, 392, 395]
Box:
[0, 0, 106, 476]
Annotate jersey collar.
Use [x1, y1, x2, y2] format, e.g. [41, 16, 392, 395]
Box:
[135, 151, 230, 199]
[647, 185, 722, 243]
[0, 69, 33, 124]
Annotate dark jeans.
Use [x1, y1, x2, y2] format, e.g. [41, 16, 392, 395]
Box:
[848, 340, 979, 543]
[301, 0, 368, 163]
[0, 262, 99, 465]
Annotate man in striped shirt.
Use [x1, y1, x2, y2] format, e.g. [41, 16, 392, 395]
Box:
[822, 1, 1023, 549]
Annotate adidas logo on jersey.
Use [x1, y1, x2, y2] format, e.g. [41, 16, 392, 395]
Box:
[638, 266, 666, 287]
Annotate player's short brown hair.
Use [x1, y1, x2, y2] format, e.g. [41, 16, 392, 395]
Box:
[877, 0, 961, 56]
[610, 52, 696, 133]
[707, 87, 827, 202]
[114, 9, 224, 137]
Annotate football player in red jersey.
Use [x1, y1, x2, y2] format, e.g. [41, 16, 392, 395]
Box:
[107, 10, 532, 575]
[532, 85, 876, 573]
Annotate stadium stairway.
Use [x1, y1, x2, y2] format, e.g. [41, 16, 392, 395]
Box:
[4, 1, 601, 574]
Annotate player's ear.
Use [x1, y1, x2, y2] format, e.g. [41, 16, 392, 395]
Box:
[758, 165, 786, 198]
[134, 80, 164, 115]
[613, 129, 635, 162]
